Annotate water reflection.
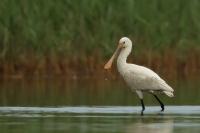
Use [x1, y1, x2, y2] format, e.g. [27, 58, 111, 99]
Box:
[0, 78, 200, 133]
[1, 106, 200, 133]
[126, 119, 173, 133]
[0, 78, 200, 106]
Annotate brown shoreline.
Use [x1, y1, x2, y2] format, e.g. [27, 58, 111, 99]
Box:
[0, 50, 200, 80]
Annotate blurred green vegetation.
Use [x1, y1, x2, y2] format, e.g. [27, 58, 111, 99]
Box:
[0, 0, 200, 59]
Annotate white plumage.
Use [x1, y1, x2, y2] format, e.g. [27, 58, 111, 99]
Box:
[104, 37, 174, 115]
[120, 64, 174, 98]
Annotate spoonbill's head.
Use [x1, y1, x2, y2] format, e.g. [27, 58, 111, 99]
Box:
[119, 37, 132, 48]
[104, 37, 132, 70]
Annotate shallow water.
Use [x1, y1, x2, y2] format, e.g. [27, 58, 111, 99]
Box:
[1, 106, 200, 133]
[0, 78, 200, 133]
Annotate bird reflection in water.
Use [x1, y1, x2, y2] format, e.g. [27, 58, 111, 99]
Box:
[126, 118, 174, 133]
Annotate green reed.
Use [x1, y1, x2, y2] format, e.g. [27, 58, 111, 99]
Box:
[0, 0, 200, 59]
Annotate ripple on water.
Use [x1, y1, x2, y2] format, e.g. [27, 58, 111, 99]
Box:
[0, 106, 200, 117]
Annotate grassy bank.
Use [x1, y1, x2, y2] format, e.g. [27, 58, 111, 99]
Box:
[0, 0, 200, 79]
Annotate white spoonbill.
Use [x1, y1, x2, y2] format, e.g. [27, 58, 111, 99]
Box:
[104, 37, 174, 115]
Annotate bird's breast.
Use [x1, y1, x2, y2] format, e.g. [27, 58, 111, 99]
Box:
[117, 63, 128, 78]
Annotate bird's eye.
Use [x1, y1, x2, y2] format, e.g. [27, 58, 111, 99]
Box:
[123, 41, 125, 44]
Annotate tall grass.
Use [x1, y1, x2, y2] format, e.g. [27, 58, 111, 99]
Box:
[0, 0, 200, 59]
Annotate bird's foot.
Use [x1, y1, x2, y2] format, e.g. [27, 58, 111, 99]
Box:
[141, 111, 144, 116]
[161, 105, 164, 112]
[140, 108, 145, 116]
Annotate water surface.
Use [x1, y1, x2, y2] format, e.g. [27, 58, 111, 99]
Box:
[0, 78, 200, 133]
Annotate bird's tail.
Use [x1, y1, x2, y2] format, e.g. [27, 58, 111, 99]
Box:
[164, 91, 174, 97]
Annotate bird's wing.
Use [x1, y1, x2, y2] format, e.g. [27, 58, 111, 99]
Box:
[124, 65, 173, 92]
[145, 76, 174, 92]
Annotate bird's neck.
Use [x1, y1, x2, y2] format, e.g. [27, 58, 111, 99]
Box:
[117, 46, 132, 75]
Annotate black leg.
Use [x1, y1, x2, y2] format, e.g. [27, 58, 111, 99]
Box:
[140, 99, 145, 115]
[153, 94, 164, 111]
